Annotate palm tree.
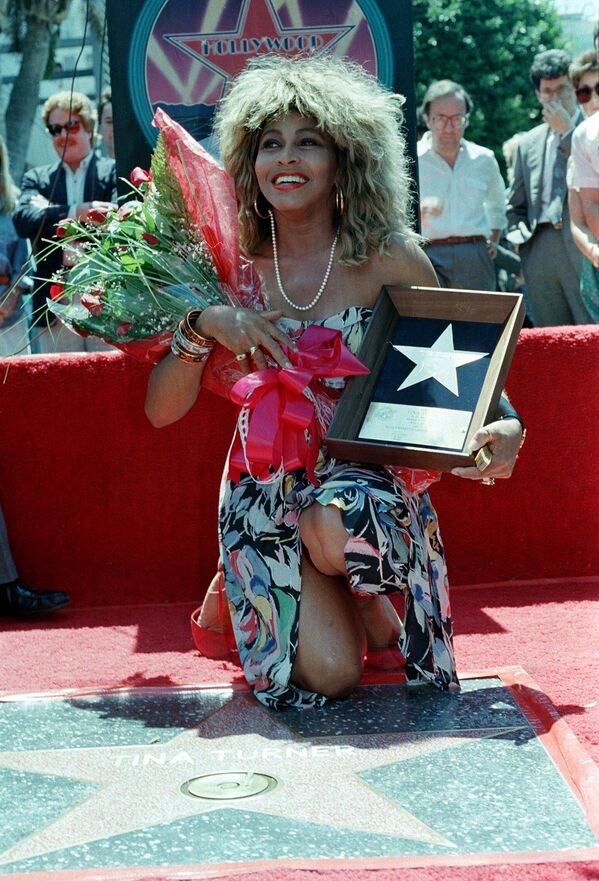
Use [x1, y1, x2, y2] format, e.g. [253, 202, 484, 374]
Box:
[5, 0, 73, 184]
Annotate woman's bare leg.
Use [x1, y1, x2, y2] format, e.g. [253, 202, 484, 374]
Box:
[197, 571, 224, 632]
[299, 503, 402, 649]
[291, 553, 366, 698]
[357, 595, 402, 648]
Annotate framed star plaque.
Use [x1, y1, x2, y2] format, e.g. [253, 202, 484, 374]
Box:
[326, 286, 525, 471]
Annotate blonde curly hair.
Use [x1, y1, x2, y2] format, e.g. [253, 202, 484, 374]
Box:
[42, 91, 97, 133]
[214, 54, 418, 265]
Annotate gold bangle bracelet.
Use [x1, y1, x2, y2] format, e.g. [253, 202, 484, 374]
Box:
[172, 349, 210, 365]
[182, 310, 215, 347]
[173, 324, 212, 356]
[170, 338, 211, 364]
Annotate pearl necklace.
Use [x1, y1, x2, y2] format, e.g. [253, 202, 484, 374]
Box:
[268, 210, 339, 312]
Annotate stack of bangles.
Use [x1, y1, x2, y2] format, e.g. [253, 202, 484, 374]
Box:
[171, 309, 215, 364]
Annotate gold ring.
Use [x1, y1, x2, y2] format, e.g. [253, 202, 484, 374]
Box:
[481, 477, 496, 486]
[475, 445, 493, 472]
[235, 352, 249, 362]
[248, 345, 260, 356]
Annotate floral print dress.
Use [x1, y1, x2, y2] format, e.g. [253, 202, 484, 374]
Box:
[218, 306, 458, 710]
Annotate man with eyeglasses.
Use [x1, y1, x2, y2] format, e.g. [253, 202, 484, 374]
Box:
[506, 50, 590, 326]
[13, 91, 117, 352]
[417, 80, 506, 292]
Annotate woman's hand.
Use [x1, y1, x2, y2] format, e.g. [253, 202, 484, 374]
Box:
[0, 290, 20, 326]
[197, 305, 296, 374]
[451, 418, 523, 483]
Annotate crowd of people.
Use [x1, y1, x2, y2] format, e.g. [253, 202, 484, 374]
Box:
[0, 32, 596, 697]
[418, 39, 598, 326]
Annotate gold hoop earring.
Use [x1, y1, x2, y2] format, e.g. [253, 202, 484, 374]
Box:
[253, 197, 269, 219]
[335, 185, 345, 217]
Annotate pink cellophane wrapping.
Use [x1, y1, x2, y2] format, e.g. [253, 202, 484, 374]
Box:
[152, 107, 241, 293]
[151, 109, 268, 381]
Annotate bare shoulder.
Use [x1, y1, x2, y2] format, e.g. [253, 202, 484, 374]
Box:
[370, 234, 439, 289]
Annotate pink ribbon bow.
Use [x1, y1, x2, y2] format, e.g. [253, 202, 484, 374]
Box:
[228, 325, 370, 486]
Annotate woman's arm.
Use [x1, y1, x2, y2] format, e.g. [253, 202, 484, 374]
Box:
[451, 392, 525, 483]
[569, 188, 599, 268]
[144, 304, 293, 427]
[145, 350, 206, 428]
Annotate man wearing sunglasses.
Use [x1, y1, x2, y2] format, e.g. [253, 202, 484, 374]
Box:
[13, 91, 117, 352]
[506, 50, 591, 326]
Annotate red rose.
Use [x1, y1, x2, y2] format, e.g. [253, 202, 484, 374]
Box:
[84, 206, 111, 225]
[80, 292, 104, 317]
[55, 218, 76, 238]
[49, 283, 65, 301]
[116, 322, 134, 336]
[142, 232, 159, 245]
[130, 167, 152, 187]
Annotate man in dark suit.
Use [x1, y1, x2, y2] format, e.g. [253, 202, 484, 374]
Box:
[506, 50, 591, 326]
[13, 91, 117, 352]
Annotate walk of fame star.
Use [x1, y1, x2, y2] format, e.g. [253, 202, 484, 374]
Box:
[0, 691, 530, 867]
[394, 324, 488, 396]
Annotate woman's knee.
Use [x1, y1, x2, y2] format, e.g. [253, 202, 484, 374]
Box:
[291, 553, 366, 699]
[293, 643, 364, 699]
[299, 503, 349, 575]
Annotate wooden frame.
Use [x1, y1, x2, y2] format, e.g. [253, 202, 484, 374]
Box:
[326, 285, 525, 471]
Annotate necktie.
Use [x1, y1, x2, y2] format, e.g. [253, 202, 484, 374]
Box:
[546, 135, 568, 227]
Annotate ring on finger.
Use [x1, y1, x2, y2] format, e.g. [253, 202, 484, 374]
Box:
[481, 477, 496, 486]
[475, 445, 493, 472]
[235, 352, 249, 362]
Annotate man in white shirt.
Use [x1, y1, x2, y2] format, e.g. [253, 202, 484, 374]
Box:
[13, 91, 117, 352]
[417, 80, 506, 291]
[506, 50, 588, 326]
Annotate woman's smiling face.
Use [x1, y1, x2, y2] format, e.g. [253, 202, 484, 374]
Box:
[254, 112, 338, 216]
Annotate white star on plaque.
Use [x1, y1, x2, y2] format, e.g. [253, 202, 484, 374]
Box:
[0, 692, 528, 866]
[394, 324, 488, 395]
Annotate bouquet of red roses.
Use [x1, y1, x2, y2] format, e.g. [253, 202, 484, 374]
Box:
[44, 109, 256, 363]
[41, 111, 438, 494]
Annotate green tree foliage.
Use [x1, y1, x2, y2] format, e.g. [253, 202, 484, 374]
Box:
[412, 0, 566, 173]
